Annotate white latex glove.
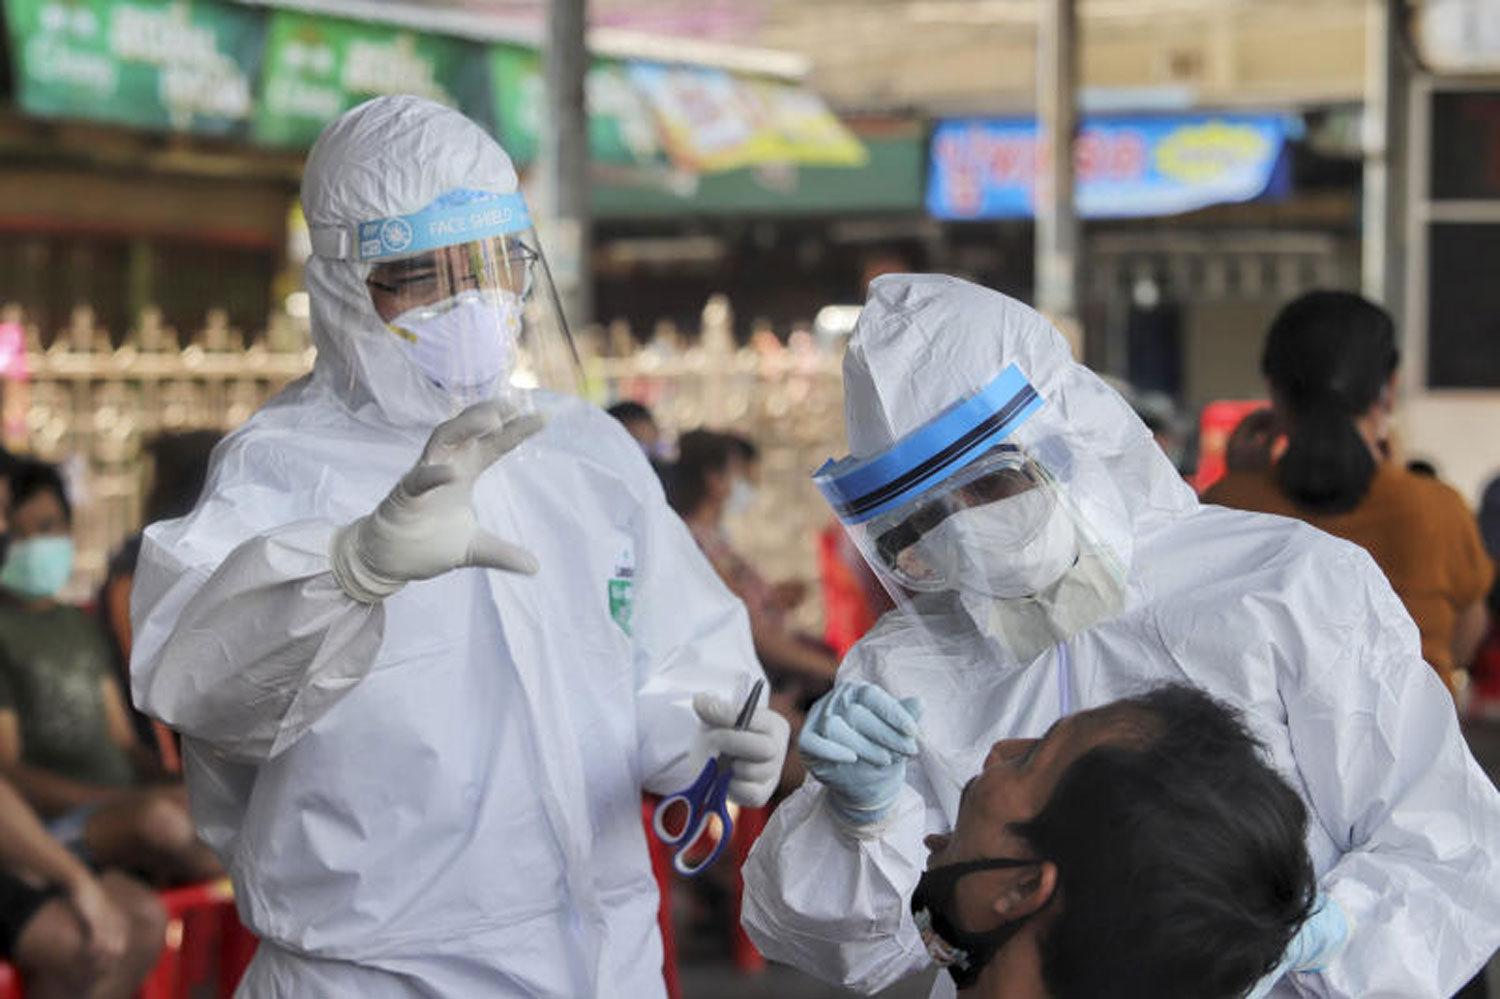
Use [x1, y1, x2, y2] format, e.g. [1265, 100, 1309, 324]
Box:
[692, 690, 790, 808]
[331, 400, 546, 602]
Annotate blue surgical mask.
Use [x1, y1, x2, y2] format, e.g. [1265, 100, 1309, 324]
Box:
[1, 536, 74, 598]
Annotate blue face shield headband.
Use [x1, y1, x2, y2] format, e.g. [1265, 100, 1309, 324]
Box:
[814, 364, 1044, 528]
[309, 189, 534, 262]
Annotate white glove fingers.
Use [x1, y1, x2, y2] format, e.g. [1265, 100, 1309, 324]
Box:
[844, 702, 919, 757]
[709, 729, 779, 764]
[850, 684, 921, 737]
[824, 715, 894, 766]
[464, 531, 540, 574]
[427, 400, 505, 455]
[798, 725, 859, 765]
[401, 462, 459, 497]
[481, 412, 548, 463]
[692, 692, 744, 729]
[727, 775, 776, 808]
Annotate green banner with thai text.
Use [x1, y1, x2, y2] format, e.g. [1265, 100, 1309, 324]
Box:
[488, 43, 665, 168]
[4, 0, 264, 135]
[254, 8, 491, 147]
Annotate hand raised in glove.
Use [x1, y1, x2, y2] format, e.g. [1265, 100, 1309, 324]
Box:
[331, 399, 545, 602]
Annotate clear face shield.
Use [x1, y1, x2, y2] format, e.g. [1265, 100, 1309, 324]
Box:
[815, 364, 1129, 665]
[319, 188, 583, 409]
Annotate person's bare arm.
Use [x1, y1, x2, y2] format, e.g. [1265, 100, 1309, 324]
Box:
[100, 678, 169, 782]
[0, 708, 128, 817]
[0, 775, 92, 888]
[1453, 599, 1490, 673]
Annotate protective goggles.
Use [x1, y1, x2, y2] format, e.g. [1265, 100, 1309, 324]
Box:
[366, 239, 538, 314]
[870, 447, 1055, 590]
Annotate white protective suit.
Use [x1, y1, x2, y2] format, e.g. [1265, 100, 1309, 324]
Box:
[131, 96, 764, 998]
[742, 275, 1500, 998]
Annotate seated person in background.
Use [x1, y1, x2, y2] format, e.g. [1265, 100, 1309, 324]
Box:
[666, 430, 839, 795]
[666, 430, 839, 694]
[606, 400, 669, 461]
[1223, 406, 1278, 475]
[1206, 292, 1493, 698]
[899, 683, 1318, 999]
[723, 432, 818, 619]
[97, 430, 222, 771]
[0, 459, 219, 885]
[0, 773, 163, 999]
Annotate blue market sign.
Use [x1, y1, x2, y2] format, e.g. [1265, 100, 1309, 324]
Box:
[927, 114, 1290, 220]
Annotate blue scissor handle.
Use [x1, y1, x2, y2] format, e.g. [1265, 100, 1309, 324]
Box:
[652, 756, 735, 877]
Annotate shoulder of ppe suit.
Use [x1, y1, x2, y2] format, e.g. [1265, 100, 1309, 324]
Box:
[534, 394, 663, 496]
[1179, 507, 1419, 656]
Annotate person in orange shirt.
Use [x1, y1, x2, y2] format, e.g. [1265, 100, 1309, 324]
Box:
[1205, 291, 1493, 697]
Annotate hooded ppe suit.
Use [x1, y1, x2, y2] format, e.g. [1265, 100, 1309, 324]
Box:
[131, 96, 766, 998]
[742, 275, 1500, 998]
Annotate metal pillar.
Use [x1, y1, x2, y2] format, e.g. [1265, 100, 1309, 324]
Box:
[541, 0, 591, 328]
[1035, 0, 1080, 350]
[1362, 0, 1408, 315]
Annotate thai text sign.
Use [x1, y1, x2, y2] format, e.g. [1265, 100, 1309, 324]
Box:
[927, 114, 1288, 220]
[4, 0, 263, 134]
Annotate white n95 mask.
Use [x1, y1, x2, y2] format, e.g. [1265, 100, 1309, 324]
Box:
[920, 491, 1079, 599]
[389, 288, 522, 399]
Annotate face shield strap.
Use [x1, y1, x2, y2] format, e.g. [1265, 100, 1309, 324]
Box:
[309, 189, 534, 262]
[815, 364, 1044, 526]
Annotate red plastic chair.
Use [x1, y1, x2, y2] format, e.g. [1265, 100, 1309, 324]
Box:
[0, 962, 21, 999]
[642, 798, 681, 999]
[728, 804, 769, 974]
[138, 878, 256, 999]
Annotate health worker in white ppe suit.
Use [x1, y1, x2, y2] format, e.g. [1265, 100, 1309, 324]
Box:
[130, 95, 788, 998]
[742, 274, 1500, 999]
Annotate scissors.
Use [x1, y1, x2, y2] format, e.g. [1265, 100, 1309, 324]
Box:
[652, 678, 765, 877]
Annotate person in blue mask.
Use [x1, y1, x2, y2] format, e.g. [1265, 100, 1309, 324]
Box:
[0, 458, 219, 885]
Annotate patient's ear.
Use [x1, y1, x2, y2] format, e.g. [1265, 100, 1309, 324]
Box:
[990, 861, 1057, 921]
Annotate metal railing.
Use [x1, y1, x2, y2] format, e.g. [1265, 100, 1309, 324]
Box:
[1, 297, 848, 633]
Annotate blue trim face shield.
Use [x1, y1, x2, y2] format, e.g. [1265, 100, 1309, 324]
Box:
[816, 365, 1056, 593]
[815, 364, 1128, 661]
[310, 189, 582, 408]
[815, 364, 1044, 526]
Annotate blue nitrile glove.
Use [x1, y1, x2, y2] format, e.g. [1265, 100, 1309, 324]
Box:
[799, 682, 924, 829]
[1245, 892, 1351, 999]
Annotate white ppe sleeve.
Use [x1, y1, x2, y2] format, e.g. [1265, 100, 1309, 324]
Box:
[1287, 550, 1500, 998]
[628, 466, 766, 796]
[131, 519, 383, 765]
[742, 768, 934, 993]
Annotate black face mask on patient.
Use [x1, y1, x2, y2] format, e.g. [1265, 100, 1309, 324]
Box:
[910, 857, 1054, 991]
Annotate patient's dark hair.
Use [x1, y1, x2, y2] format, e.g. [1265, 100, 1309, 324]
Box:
[1015, 684, 1315, 999]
